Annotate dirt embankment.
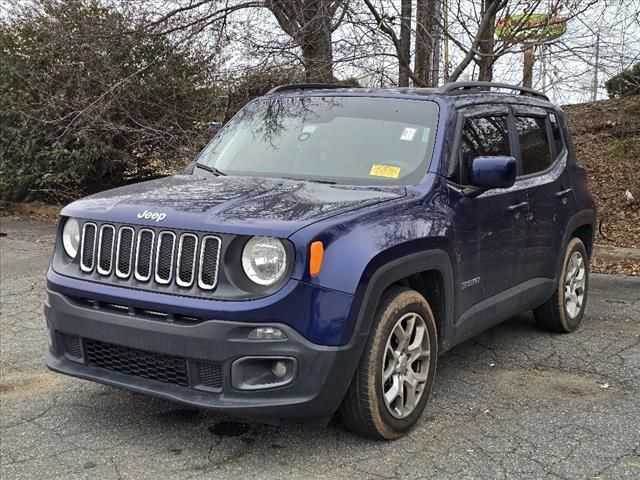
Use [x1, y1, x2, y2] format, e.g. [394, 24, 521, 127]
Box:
[563, 95, 640, 275]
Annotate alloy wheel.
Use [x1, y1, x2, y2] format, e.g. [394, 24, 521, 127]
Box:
[564, 251, 586, 319]
[382, 312, 431, 419]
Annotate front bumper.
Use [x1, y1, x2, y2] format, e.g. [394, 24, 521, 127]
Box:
[44, 289, 364, 418]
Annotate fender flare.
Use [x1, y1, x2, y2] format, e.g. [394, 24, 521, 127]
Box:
[555, 209, 597, 279]
[347, 249, 456, 352]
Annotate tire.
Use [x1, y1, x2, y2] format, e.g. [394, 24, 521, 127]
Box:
[534, 237, 589, 333]
[339, 287, 438, 439]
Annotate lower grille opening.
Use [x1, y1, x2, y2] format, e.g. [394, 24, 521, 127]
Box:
[84, 339, 190, 387]
[197, 362, 223, 389]
[63, 334, 83, 358]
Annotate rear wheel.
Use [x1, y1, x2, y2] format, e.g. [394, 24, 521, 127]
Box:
[339, 287, 438, 439]
[534, 237, 589, 333]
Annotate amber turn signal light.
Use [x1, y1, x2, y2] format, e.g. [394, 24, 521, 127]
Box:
[309, 241, 324, 277]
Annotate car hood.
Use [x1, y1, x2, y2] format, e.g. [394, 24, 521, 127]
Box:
[61, 175, 407, 237]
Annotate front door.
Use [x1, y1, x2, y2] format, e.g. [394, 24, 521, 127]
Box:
[448, 108, 530, 343]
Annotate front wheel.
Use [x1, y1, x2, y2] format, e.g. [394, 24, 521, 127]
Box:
[339, 287, 438, 439]
[534, 237, 589, 333]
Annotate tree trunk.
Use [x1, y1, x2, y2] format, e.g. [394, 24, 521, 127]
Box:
[415, 0, 437, 87]
[266, 0, 336, 84]
[301, 1, 334, 83]
[477, 0, 496, 82]
[523, 46, 535, 88]
[301, 30, 333, 83]
[399, 0, 412, 86]
[430, 0, 442, 86]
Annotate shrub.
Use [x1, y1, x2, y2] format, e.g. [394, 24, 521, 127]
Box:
[605, 62, 640, 99]
[0, 0, 220, 203]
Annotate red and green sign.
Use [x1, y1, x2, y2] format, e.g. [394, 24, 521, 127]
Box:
[496, 14, 567, 43]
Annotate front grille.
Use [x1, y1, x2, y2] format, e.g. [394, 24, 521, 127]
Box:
[78, 222, 222, 293]
[115, 227, 134, 278]
[198, 236, 221, 290]
[155, 232, 176, 284]
[85, 338, 190, 387]
[135, 229, 154, 281]
[97, 224, 115, 275]
[80, 223, 97, 272]
[177, 234, 198, 287]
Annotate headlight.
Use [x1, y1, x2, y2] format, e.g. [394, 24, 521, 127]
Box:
[241, 236, 288, 286]
[62, 217, 81, 259]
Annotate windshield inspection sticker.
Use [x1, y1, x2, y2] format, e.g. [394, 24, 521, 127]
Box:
[400, 127, 417, 141]
[370, 164, 401, 179]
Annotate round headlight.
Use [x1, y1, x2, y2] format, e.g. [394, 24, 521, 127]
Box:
[241, 236, 288, 286]
[62, 217, 81, 259]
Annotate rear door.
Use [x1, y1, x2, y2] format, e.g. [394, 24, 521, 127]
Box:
[512, 107, 573, 286]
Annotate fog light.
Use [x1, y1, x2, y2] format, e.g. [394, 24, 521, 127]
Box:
[231, 356, 297, 390]
[271, 360, 287, 378]
[248, 327, 287, 340]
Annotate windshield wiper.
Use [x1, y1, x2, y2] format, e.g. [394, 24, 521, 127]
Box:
[195, 163, 226, 176]
[287, 177, 337, 185]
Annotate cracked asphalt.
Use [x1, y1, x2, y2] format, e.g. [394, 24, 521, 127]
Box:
[1, 215, 639, 480]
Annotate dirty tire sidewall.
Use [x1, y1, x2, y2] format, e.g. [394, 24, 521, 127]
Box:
[367, 288, 438, 439]
[557, 238, 589, 332]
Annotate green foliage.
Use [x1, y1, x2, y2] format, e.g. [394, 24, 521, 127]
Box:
[605, 63, 640, 99]
[0, 0, 220, 203]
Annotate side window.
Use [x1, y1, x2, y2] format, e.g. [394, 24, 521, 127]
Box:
[548, 113, 565, 158]
[459, 115, 510, 184]
[515, 116, 552, 175]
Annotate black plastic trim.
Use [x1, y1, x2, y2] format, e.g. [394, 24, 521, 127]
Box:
[44, 289, 360, 418]
[350, 249, 455, 351]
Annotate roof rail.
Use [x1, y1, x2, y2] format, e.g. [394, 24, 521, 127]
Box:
[267, 83, 350, 94]
[436, 81, 549, 101]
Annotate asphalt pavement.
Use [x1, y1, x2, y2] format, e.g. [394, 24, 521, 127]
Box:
[1, 215, 639, 479]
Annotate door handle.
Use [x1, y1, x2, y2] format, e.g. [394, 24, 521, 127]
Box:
[507, 201, 529, 212]
[555, 188, 573, 198]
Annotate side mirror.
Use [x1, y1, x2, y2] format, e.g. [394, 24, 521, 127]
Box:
[469, 156, 517, 191]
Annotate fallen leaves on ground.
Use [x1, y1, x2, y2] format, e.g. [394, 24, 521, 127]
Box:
[564, 95, 640, 275]
[591, 256, 640, 276]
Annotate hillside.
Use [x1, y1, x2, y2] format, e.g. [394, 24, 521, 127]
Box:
[563, 95, 640, 275]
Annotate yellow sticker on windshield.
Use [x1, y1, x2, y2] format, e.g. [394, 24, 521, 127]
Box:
[370, 164, 401, 179]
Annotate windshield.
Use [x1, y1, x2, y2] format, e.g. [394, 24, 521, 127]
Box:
[195, 96, 439, 185]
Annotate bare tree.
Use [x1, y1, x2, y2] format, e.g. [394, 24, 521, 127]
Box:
[445, 0, 600, 85]
[477, 0, 498, 81]
[131, 0, 348, 83]
[266, 1, 349, 82]
[414, 0, 440, 87]
[399, 0, 412, 86]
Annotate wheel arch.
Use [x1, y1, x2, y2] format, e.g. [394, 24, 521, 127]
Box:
[556, 209, 596, 280]
[348, 249, 456, 352]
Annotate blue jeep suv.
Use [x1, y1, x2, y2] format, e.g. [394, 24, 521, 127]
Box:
[45, 82, 596, 439]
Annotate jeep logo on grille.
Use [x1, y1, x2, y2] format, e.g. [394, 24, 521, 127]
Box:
[137, 209, 167, 222]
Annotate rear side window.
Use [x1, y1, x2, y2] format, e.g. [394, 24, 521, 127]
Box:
[459, 116, 510, 183]
[548, 113, 565, 158]
[515, 116, 552, 175]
